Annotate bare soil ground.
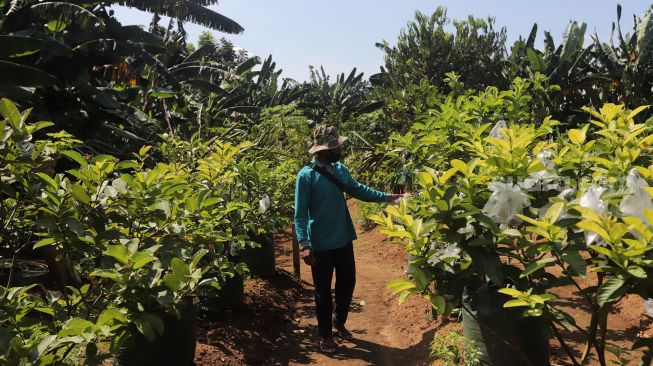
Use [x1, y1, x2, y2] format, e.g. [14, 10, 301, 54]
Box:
[193, 201, 653, 365]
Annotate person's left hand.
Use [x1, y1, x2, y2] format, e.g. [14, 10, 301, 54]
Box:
[386, 193, 409, 203]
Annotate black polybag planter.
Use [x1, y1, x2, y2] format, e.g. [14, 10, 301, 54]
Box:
[198, 272, 245, 316]
[461, 283, 550, 366]
[237, 233, 276, 278]
[116, 297, 198, 366]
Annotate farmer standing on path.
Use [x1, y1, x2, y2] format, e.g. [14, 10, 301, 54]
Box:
[294, 124, 403, 353]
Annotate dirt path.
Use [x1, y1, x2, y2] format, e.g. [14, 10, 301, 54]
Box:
[267, 201, 436, 366]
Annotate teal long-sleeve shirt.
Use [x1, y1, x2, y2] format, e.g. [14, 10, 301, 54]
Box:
[294, 160, 388, 251]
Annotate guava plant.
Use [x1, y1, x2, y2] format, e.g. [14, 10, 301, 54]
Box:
[373, 103, 653, 365]
[358, 74, 557, 192]
[1, 98, 285, 364]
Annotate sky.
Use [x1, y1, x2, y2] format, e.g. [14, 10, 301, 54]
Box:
[111, 1, 653, 82]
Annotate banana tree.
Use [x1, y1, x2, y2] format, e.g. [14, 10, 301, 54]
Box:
[0, 0, 243, 156]
[592, 4, 653, 110]
[507, 21, 597, 128]
[299, 66, 383, 126]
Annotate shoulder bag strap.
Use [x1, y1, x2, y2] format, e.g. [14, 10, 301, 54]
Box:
[308, 163, 349, 195]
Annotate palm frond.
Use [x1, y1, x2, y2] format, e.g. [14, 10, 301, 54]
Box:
[0, 60, 56, 87]
[16, 2, 105, 29]
[170, 64, 237, 82]
[182, 79, 228, 96]
[111, 25, 166, 48]
[117, 0, 243, 34]
[0, 35, 43, 58]
[182, 44, 217, 63]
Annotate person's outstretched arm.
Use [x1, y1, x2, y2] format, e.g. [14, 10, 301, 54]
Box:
[341, 165, 401, 203]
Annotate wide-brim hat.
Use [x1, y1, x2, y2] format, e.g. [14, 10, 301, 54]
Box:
[308, 124, 348, 154]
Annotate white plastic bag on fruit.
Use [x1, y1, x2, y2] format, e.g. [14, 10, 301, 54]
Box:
[579, 186, 607, 245]
[482, 181, 530, 225]
[620, 168, 653, 223]
[522, 150, 559, 192]
[537, 150, 554, 168]
[645, 299, 653, 318]
[258, 194, 270, 213]
[427, 244, 462, 266]
[489, 120, 507, 138]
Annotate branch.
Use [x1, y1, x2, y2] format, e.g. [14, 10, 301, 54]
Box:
[552, 323, 581, 366]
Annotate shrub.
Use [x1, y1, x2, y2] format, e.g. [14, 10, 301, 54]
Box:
[374, 103, 653, 365]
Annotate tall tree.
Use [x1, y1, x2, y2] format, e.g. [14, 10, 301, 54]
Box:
[376, 7, 508, 93]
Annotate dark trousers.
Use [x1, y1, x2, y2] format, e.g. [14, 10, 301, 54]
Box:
[311, 242, 356, 338]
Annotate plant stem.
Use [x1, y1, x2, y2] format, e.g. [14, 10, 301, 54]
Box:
[59, 343, 76, 361]
[162, 99, 174, 137]
[6, 250, 16, 288]
[596, 308, 609, 366]
[580, 304, 598, 364]
[551, 323, 581, 366]
[3, 196, 21, 230]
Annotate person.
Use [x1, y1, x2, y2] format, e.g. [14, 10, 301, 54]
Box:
[294, 124, 403, 353]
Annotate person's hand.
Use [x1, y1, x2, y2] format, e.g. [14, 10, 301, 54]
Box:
[301, 247, 315, 266]
[386, 193, 403, 202]
[386, 193, 411, 203]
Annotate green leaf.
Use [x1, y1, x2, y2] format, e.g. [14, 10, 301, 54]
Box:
[0, 98, 21, 123]
[504, 299, 530, 308]
[61, 150, 85, 166]
[133, 318, 156, 342]
[59, 318, 94, 338]
[502, 228, 522, 237]
[190, 249, 208, 270]
[142, 314, 164, 336]
[397, 289, 414, 305]
[149, 88, 176, 98]
[411, 268, 432, 292]
[544, 202, 565, 222]
[577, 221, 611, 243]
[35, 172, 58, 189]
[0, 60, 56, 87]
[33, 237, 57, 249]
[589, 245, 616, 259]
[568, 128, 586, 144]
[104, 245, 130, 265]
[138, 145, 152, 157]
[627, 266, 647, 279]
[597, 277, 626, 307]
[521, 258, 556, 277]
[46, 20, 67, 32]
[432, 295, 446, 313]
[132, 254, 156, 270]
[562, 250, 586, 276]
[415, 171, 434, 188]
[0, 35, 44, 58]
[438, 167, 458, 185]
[516, 214, 548, 229]
[170, 257, 190, 279]
[64, 217, 84, 237]
[31, 121, 54, 133]
[90, 269, 123, 283]
[97, 308, 127, 327]
[70, 183, 91, 205]
[163, 273, 181, 292]
[498, 288, 523, 297]
[387, 279, 416, 293]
